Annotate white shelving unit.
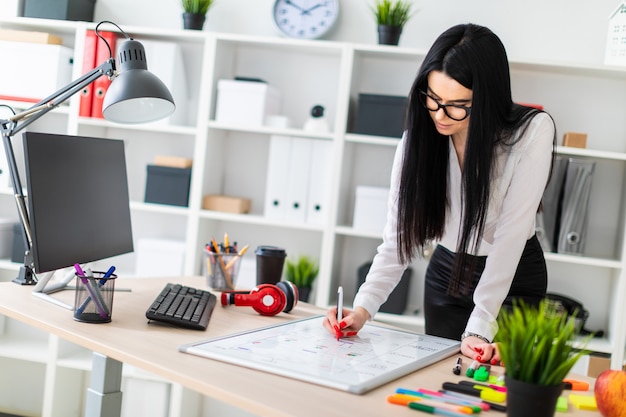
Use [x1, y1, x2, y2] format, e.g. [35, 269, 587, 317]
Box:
[1, 16, 625, 416]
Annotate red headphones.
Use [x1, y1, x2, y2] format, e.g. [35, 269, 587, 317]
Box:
[220, 282, 299, 316]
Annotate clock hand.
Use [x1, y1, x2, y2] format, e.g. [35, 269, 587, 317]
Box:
[302, 3, 323, 15]
[284, 0, 306, 13]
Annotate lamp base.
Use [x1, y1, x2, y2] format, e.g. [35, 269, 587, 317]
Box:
[13, 265, 37, 285]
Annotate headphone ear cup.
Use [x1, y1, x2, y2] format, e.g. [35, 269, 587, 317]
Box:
[250, 284, 286, 316]
[276, 281, 298, 313]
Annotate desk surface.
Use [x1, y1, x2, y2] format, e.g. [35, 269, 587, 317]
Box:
[0, 276, 601, 417]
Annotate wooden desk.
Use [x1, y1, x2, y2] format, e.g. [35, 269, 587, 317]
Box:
[0, 276, 601, 417]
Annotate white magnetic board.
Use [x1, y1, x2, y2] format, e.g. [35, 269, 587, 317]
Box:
[179, 315, 460, 394]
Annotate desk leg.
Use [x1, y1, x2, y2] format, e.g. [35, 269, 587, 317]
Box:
[85, 352, 123, 417]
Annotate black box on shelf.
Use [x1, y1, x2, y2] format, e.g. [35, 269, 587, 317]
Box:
[23, 0, 96, 22]
[12, 223, 26, 263]
[353, 93, 408, 138]
[357, 262, 412, 315]
[144, 165, 192, 207]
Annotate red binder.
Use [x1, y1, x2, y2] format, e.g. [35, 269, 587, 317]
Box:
[78, 30, 97, 117]
[91, 30, 118, 119]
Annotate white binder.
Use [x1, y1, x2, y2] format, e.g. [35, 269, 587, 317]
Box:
[284, 138, 313, 222]
[557, 158, 595, 255]
[305, 139, 333, 225]
[264, 135, 292, 220]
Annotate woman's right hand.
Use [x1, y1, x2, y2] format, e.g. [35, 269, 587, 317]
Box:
[323, 306, 370, 339]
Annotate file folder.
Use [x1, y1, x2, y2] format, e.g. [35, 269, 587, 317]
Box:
[264, 135, 292, 220]
[284, 138, 313, 222]
[557, 158, 595, 255]
[537, 155, 568, 252]
[305, 139, 333, 225]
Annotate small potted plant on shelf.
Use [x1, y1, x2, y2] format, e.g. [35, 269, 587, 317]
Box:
[285, 255, 319, 302]
[182, 0, 215, 30]
[495, 300, 592, 417]
[370, 0, 415, 46]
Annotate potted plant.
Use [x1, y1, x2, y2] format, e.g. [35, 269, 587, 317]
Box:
[495, 300, 592, 417]
[285, 255, 319, 302]
[182, 0, 215, 30]
[370, 0, 415, 45]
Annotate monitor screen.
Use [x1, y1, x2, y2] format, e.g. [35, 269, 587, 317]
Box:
[23, 132, 134, 273]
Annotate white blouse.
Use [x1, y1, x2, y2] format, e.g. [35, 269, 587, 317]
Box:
[353, 112, 555, 342]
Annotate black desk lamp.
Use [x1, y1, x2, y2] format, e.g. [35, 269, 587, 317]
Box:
[0, 21, 175, 285]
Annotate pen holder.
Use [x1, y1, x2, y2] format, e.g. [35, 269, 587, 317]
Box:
[73, 271, 117, 323]
[204, 249, 241, 291]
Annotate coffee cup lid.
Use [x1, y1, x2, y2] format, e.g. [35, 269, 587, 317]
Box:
[255, 246, 286, 257]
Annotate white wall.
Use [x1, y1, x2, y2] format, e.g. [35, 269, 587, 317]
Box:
[93, 0, 620, 66]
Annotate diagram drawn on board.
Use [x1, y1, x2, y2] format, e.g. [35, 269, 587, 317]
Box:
[180, 315, 460, 394]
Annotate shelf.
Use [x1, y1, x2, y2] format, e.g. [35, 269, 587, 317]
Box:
[79, 117, 199, 136]
[208, 120, 335, 140]
[544, 252, 623, 269]
[556, 145, 626, 162]
[199, 210, 325, 232]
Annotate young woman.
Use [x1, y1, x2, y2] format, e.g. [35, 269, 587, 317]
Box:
[324, 23, 556, 363]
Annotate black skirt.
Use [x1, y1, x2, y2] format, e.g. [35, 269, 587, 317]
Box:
[423, 234, 547, 340]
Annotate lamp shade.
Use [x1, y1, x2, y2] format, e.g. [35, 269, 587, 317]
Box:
[102, 39, 175, 124]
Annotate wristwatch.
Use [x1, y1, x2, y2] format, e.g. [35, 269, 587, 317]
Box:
[461, 331, 490, 344]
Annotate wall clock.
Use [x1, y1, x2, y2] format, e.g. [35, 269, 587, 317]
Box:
[272, 0, 340, 40]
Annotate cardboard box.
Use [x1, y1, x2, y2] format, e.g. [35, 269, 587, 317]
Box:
[215, 79, 281, 127]
[203, 195, 251, 214]
[563, 132, 588, 149]
[352, 186, 389, 233]
[154, 155, 193, 169]
[587, 353, 611, 378]
[0, 41, 72, 102]
[0, 29, 62, 45]
[354, 93, 407, 138]
[23, 0, 96, 21]
[144, 165, 192, 207]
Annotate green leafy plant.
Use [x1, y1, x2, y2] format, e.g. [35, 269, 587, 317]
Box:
[182, 0, 215, 14]
[285, 255, 319, 288]
[371, 0, 415, 27]
[495, 300, 592, 386]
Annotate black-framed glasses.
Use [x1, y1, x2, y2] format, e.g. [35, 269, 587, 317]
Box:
[418, 90, 472, 121]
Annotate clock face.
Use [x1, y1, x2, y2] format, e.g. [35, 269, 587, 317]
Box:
[272, 0, 340, 40]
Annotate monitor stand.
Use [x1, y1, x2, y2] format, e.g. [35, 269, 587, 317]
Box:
[31, 267, 132, 310]
[32, 269, 76, 310]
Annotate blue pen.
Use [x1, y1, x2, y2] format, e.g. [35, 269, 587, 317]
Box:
[74, 264, 109, 318]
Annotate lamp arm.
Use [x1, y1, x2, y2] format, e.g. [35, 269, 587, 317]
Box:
[0, 58, 115, 285]
[7, 59, 116, 135]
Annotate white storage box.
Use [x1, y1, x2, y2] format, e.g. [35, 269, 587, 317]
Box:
[0, 41, 73, 102]
[0, 0, 23, 18]
[215, 79, 280, 127]
[135, 238, 186, 277]
[353, 186, 390, 233]
[0, 218, 17, 259]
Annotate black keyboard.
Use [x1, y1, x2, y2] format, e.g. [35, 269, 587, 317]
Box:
[146, 283, 217, 330]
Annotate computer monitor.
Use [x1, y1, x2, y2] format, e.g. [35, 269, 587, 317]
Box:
[22, 132, 134, 274]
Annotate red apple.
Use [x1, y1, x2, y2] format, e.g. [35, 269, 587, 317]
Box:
[594, 369, 626, 417]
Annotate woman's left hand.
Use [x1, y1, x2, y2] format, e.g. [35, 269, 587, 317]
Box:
[461, 336, 501, 365]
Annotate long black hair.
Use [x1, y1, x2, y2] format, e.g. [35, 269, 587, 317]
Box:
[398, 23, 554, 295]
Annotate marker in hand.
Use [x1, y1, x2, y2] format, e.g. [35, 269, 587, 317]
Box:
[336, 286, 343, 340]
